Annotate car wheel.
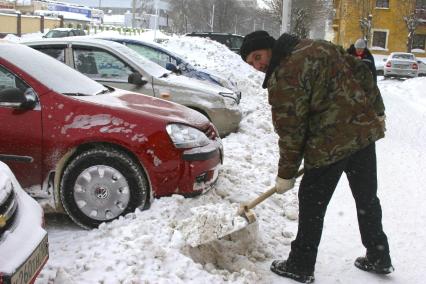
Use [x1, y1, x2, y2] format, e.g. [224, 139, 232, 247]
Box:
[60, 147, 149, 229]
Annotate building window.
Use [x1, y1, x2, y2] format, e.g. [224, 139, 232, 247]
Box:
[372, 30, 387, 48]
[416, 0, 426, 10]
[413, 34, 426, 50]
[376, 0, 389, 8]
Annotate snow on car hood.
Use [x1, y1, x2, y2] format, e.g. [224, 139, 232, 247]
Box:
[76, 89, 210, 128]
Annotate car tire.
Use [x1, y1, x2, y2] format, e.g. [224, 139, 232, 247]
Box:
[60, 147, 149, 229]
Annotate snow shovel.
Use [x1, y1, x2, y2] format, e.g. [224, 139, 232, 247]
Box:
[237, 168, 305, 224]
[178, 168, 304, 247]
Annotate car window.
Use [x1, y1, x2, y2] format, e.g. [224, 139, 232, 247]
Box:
[109, 43, 169, 78]
[209, 35, 226, 45]
[125, 43, 176, 68]
[73, 48, 134, 81]
[0, 65, 30, 93]
[3, 43, 106, 95]
[33, 46, 66, 63]
[392, 54, 414, 60]
[45, 30, 69, 38]
[229, 36, 243, 49]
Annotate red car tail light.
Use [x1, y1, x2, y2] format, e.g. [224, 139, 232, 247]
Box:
[412, 63, 418, 70]
[386, 62, 392, 67]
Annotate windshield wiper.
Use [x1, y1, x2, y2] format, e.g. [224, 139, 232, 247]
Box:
[96, 88, 110, 95]
[63, 93, 91, 96]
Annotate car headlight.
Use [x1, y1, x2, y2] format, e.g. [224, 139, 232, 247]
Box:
[211, 75, 238, 92]
[166, 124, 210, 148]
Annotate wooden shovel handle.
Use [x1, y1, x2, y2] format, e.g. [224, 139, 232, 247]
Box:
[243, 168, 304, 211]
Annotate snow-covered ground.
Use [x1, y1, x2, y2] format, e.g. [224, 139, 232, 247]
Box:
[13, 33, 423, 283]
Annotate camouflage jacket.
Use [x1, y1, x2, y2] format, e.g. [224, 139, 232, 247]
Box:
[266, 38, 385, 179]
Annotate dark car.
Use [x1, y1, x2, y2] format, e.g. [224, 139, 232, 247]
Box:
[0, 40, 222, 228]
[185, 32, 244, 53]
[93, 36, 241, 96]
[43, 28, 86, 38]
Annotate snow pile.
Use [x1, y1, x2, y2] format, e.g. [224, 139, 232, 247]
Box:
[26, 29, 426, 284]
[174, 203, 252, 247]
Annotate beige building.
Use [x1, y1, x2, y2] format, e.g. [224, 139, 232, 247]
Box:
[333, 0, 426, 56]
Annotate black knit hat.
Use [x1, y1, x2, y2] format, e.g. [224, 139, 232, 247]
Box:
[240, 30, 276, 61]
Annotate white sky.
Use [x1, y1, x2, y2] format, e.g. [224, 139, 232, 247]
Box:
[6, 31, 425, 284]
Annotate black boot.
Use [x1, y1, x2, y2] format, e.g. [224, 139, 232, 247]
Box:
[271, 260, 315, 283]
[354, 256, 395, 274]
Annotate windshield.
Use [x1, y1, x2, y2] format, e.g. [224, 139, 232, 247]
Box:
[1, 43, 107, 95]
[110, 42, 170, 78]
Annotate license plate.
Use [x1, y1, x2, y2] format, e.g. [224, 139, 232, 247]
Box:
[394, 64, 409, 69]
[10, 235, 48, 284]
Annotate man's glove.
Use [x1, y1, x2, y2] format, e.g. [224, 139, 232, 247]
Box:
[275, 176, 295, 194]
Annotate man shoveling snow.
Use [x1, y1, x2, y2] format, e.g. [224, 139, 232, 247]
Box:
[239, 30, 394, 283]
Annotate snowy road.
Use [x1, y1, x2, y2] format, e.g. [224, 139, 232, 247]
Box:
[32, 35, 426, 284]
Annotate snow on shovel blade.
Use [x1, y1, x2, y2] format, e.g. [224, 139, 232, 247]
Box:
[175, 203, 255, 247]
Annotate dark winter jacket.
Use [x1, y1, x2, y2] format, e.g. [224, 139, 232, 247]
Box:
[264, 34, 386, 179]
[347, 44, 378, 83]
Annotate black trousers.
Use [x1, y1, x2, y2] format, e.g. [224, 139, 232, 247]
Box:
[287, 143, 390, 274]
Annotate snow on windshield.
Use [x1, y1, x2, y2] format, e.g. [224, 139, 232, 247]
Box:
[1, 43, 106, 95]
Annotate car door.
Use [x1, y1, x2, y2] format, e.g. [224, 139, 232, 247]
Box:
[0, 64, 43, 188]
[71, 46, 155, 96]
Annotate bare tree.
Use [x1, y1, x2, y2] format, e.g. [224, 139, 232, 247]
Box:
[168, 0, 256, 34]
[262, 0, 331, 38]
[352, 0, 374, 44]
[398, 0, 421, 52]
[168, 0, 191, 33]
[404, 13, 421, 52]
[359, 14, 373, 43]
[212, 0, 240, 32]
[292, 8, 309, 38]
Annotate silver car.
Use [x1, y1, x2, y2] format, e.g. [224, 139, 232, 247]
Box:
[384, 52, 419, 79]
[0, 162, 49, 284]
[23, 38, 242, 137]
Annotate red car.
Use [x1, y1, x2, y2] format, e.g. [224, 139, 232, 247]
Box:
[0, 41, 222, 228]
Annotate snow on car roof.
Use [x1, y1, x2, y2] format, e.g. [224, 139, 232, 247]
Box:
[24, 37, 170, 79]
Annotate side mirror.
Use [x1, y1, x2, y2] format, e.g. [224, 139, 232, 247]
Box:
[0, 88, 37, 110]
[128, 72, 148, 86]
[165, 63, 180, 74]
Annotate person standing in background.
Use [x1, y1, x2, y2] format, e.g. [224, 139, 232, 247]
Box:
[347, 38, 378, 83]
